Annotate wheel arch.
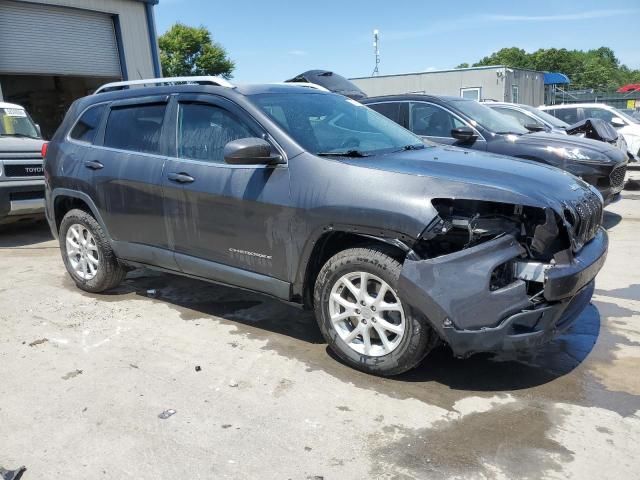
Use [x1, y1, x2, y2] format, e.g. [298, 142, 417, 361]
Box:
[52, 189, 109, 237]
[294, 227, 413, 309]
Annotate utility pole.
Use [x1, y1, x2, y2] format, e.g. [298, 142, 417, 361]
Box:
[372, 29, 380, 76]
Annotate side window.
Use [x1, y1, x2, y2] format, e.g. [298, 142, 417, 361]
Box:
[494, 107, 540, 127]
[553, 108, 579, 124]
[70, 104, 106, 144]
[104, 103, 166, 154]
[410, 103, 463, 137]
[177, 103, 255, 163]
[582, 108, 614, 123]
[368, 102, 402, 124]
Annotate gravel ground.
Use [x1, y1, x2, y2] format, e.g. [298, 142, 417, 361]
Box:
[1, 172, 640, 479]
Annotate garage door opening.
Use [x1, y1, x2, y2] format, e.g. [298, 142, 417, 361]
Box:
[0, 0, 125, 138]
[0, 75, 119, 139]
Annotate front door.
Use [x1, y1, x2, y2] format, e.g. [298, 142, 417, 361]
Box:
[162, 94, 292, 293]
[409, 102, 487, 150]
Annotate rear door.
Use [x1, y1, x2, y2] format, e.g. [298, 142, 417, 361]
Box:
[83, 95, 175, 267]
[161, 94, 292, 293]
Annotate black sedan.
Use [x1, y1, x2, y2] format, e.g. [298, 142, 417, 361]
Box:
[362, 94, 628, 204]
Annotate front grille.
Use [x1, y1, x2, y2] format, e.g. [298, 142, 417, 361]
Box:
[610, 164, 627, 191]
[10, 190, 44, 201]
[3, 163, 44, 177]
[568, 190, 603, 251]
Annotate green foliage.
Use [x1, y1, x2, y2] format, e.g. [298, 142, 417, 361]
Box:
[158, 23, 235, 79]
[461, 47, 640, 89]
[455, 62, 470, 69]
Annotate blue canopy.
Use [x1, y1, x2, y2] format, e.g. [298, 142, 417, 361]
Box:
[544, 72, 570, 85]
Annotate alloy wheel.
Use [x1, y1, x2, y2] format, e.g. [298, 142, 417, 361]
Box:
[66, 223, 100, 280]
[329, 271, 406, 356]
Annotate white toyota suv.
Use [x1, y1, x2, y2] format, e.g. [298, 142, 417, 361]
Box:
[0, 102, 46, 225]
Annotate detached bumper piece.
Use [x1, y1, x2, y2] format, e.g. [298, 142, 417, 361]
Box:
[399, 229, 608, 357]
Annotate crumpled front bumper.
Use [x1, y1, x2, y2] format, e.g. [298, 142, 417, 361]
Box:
[398, 228, 608, 357]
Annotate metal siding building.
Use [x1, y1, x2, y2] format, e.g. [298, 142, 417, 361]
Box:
[0, 0, 160, 137]
[351, 66, 545, 106]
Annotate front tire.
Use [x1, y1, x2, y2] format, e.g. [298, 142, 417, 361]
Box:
[59, 209, 125, 293]
[314, 247, 435, 376]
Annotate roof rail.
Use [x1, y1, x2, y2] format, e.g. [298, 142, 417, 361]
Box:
[94, 76, 234, 94]
[276, 82, 331, 92]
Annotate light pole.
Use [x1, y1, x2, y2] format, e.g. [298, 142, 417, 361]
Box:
[372, 29, 380, 76]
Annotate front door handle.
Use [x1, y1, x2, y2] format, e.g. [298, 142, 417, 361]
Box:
[84, 160, 104, 170]
[167, 172, 195, 184]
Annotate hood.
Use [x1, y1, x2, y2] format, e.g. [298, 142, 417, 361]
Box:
[500, 131, 625, 163]
[0, 136, 44, 154]
[336, 145, 597, 210]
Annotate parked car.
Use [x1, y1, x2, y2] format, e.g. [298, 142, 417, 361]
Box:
[0, 101, 46, 225]
[285, 70, 367, 100]
[540, 103, 640, 161]
[363, 95, 627, 204]
[486, 102, 629, 160]
[484, 101, 570, 134]
[619, 108, 640, 122]
[45, 77, 608, 376]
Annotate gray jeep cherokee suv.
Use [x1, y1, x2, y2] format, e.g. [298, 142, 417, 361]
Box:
[44, 78, 608, 376]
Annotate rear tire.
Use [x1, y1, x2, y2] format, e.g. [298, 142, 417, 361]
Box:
[59, 209, 125, 293]
[314, 247, 435, 376]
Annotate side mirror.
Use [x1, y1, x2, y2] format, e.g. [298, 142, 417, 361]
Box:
[224, 137, 284, 165]
[35, 124, 42, 137]
[451, 126, 478, 143]
[524, 123, 545, 132]
[611, 117, 625, 128]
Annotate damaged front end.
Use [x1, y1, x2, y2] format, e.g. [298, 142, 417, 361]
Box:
[398, 194, 608, 357]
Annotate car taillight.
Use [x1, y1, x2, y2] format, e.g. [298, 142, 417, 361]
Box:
[41, 142, 49, 159]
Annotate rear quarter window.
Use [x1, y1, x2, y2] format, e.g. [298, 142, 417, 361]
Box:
[368, 102, 402, 124]
[103, 103, 166, 155]
[70, 104, 107, 144]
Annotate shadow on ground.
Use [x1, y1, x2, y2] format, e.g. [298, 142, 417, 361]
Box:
[87, 267, 602, 406]
[602, 211, 622, 230]
[0, 220, 53, 247]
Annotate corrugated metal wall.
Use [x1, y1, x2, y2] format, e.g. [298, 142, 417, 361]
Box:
[0, 0, 155, 80]
[351, 67, 545, 106]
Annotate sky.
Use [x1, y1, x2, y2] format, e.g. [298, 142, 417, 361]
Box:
[154, 0, 640, 83]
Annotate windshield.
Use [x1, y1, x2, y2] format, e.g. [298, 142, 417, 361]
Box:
[613, 107, 640, 124]
[451, 99, 528, 134]
[518, 104, 569, 128]
[0, 107, 40, 138]
[251, 93, 425, 155]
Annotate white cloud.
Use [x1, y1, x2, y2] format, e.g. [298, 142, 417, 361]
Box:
[482, 9, 638, 22]
[287, 50, 308, 56]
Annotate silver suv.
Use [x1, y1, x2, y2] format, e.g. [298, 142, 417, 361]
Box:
[0, 102, 45, 225]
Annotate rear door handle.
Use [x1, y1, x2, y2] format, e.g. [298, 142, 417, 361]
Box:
[84, 160, 104, 170]
[167, 172, 195, 184]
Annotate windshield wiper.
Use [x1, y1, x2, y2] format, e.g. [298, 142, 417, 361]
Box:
[396, 143, 426, 152]
[316, 150, 370, 157]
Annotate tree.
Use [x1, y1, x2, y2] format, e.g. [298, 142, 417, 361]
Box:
[158, 23, 235, 78]
[458, 46, 640, 90]
[455, 62, 470, 69]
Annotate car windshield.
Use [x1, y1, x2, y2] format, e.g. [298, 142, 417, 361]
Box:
[0, 107, 40, 138]
[613, 107, 640, 124]
[251, 92, 426, 155]
[450, 99, 529, 134]
[518, 104, 569, 128]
